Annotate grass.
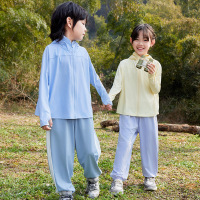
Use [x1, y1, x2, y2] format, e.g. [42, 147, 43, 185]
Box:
[0, 102, 200, 199]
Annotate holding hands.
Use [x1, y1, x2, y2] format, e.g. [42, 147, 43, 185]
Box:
[102, 104, 112, 111]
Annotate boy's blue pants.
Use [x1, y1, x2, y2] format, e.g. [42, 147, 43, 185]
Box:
[111, 115, 158, 181]
[46, 118, 101, 192]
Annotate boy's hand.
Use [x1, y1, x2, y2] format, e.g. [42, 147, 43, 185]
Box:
[104, 104, 112, 111]
[147, 63, 156, 74]
[42, 119, 53, 130]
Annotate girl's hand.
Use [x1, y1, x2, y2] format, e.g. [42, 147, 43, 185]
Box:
[42, 119, 53, 130]
[105, 104, 112, 111]
[147, 63, 156, 74]
[102, 104, 112, 111]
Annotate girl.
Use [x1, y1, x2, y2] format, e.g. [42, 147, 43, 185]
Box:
[109, 24, 162, 195]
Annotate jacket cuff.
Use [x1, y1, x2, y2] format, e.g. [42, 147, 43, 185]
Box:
[148, 73, 155, 79]
[102, 96, 113, 106]
[40, 119, 50, 127]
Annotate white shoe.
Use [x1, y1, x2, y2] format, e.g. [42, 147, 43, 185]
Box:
[144, 177, 157, 191]
[110, 179, 123, 195]
[86, 177, 100, 199]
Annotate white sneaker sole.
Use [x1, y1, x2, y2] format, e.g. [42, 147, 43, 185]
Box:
[144, 185, 157, 191]
[87, 192, 100, 199]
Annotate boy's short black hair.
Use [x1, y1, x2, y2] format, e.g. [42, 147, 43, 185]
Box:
[49, 1, 88, 41]
[131, 24, 156, 42]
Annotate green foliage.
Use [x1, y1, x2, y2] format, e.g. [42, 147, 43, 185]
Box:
[94, 15, 111, 43]
[175, 36, 200, 97]
[145, 0, 183, 20]
[107, 0, 144, 65]
[174, 0, 200, 18]
[89, 41, 115, 103]
[0, 0, 51, 102]
[0, 0, 101, 103]
[73, 0, 101, 14]
[159, 97, 200, 125]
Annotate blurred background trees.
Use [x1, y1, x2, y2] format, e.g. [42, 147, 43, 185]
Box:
[0, 0, 199, 124]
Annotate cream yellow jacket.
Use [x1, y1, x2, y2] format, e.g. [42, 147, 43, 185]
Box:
[109, 52, 162, 117]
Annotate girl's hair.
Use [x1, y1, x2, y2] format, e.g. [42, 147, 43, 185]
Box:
[49, 1, 88, 41]
[130, 24, 156, 42]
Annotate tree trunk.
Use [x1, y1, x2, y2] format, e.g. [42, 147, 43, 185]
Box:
[100, 120, 119, 128]
[100, 120, 200, 135]
[158, 123, 200, 135]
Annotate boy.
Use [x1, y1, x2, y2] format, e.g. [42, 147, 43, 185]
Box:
[35, 2, 112, 199]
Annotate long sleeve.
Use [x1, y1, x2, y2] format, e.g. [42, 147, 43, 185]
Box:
[89, 58, 112, 105]
[35, 47, 51, 127]
[108, 53, 161, 117]
[35, 37, 112, 121]
[109, 63, 122, 101]
[148, 61, 162, 94]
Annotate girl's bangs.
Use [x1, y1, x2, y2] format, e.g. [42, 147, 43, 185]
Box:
[131, 24, 155, 41]
[142, 27, 150, 40]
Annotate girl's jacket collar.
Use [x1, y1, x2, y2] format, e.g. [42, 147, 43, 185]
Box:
[129, 52, 153, 61]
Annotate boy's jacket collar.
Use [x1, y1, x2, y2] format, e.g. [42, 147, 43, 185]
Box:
[54, 36, 79, 48]
[129, 52, 153, 61]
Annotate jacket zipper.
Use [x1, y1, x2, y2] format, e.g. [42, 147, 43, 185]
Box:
[136, 63, 140, 116]
[72, 45, 76, 118]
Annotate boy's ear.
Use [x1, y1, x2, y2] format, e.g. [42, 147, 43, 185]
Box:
[151, 39, 155, 47]
[66, 17, 73, 29]
[130, 37, 133, 44]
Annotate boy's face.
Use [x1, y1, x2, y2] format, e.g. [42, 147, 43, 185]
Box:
[131, 30, 155, 56]
[72, 19, 87, 41]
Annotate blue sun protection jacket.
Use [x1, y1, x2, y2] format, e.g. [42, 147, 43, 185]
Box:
[35, 36, 112, 127]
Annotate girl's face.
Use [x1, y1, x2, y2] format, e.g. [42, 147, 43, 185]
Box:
[131, 30, 155, 56]
[72, 19, 87, 41]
